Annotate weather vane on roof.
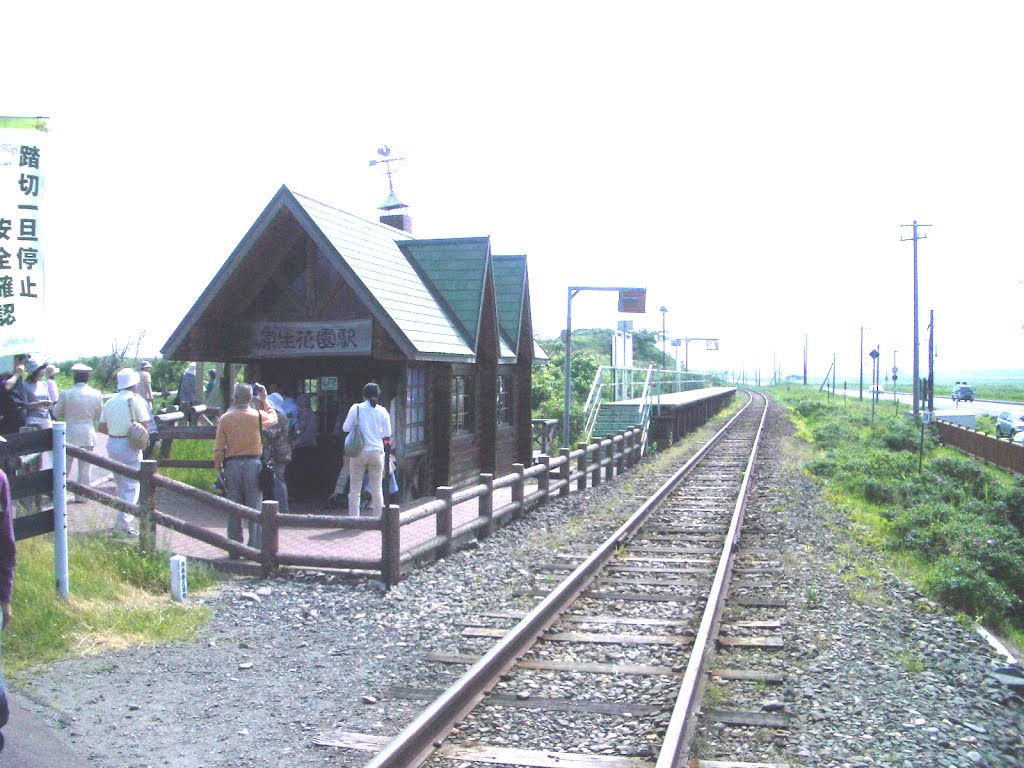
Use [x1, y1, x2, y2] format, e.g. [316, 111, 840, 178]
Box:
[369, 145, 407, 211]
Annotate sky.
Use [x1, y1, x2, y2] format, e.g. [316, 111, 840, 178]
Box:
[5, 1, 1023, 383]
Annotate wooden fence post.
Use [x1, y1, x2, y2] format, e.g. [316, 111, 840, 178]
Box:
[577, 443, 588, 491]
[538, 455, 551, 502]
[137, 460, 158, 553]
[477, 474, 494, 540]
[625, 429, 635, 469]
[604, 436, 614, 482]
[590, 442, 601, 488]
[382, 503, 402, 588]
[437, 486, 454, 558]
[260, 499, 279, 577]
[511, 464, 525, 519]
[559, 448, 571, 497]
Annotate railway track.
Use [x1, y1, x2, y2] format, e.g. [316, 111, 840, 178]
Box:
[327, 391, 792, 768]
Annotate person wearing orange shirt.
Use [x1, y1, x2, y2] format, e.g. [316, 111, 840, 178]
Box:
[213, 383, 277, 550]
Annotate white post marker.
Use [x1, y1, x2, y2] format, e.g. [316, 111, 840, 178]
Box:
[52, 422, 70, 600]
[921, 411, 932, 425]
[170, 555, 188, 602]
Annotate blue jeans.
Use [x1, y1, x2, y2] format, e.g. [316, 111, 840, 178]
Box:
[224, 457, 262, 549]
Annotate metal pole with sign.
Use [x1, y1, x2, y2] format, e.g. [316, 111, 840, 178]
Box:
[563, 286, 646, 448]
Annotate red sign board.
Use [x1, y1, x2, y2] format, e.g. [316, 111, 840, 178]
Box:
[617, 288, 647, 314]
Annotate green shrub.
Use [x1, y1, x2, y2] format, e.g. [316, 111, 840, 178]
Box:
[922, 555, 1020, 620]
[863, 478, 894, 504]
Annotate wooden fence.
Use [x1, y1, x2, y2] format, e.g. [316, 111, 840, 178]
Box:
[65, 425, 645, 586]
[936, 420, 1024, 475]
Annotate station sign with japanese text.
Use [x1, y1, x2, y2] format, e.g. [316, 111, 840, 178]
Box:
[0, 117, 47, 353]
[244, 320, 372, 357]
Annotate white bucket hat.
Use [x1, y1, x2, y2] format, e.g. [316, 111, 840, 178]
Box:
[116, 367, 141, 390]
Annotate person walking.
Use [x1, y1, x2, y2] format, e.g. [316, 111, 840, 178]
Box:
[98, 368, 150, 536]
[0, 463, 15, 753]
[52, 363, 103, 501]
[342, 382, 392, 518]
[213, 383, 277, 551]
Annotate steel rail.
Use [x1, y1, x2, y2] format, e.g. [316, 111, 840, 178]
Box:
[655, 390, 769, 768]
[362, 392, 757, 768]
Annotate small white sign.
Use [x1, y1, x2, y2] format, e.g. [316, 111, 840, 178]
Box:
[170, 554, 188, 602]
[921, 411, 933, 425]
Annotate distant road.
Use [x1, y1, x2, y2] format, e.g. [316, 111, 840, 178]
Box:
[830, 388, 1021, 419]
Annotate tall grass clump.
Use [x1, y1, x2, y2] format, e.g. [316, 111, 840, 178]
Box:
[774, 387, 1024, 637]
[5, 534, 219, 675]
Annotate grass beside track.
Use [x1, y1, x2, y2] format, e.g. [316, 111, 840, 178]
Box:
[4, 533, 220, 677]
[770, 385, 1024, 652]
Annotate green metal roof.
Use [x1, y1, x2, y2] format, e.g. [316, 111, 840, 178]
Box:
[397, 238, 491, 350]
[291, 192, 476, 359]
[491, 255, 527, 354]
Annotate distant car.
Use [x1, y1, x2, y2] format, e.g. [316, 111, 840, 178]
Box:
[951, 382, 975, 402]
[996, 410, 1024, 438]
[869, 384, 885, 396]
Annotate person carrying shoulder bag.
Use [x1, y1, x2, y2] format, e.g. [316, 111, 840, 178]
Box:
[341, 382, 392, 518]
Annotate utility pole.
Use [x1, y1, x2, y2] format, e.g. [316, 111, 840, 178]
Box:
[803, 335, 808, 386]
[859, 326, 864, 400]
[901, 220, 931, 419]
[928, 309, 935, 412]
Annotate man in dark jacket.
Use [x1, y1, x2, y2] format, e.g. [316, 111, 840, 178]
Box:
[0, 355, 29, 436]
[0, 462, 16, 752]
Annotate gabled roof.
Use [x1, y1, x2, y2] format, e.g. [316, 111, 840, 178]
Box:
[291, 192, 474, 358]
[162, 186, 476, 361]
[491, 255, 527, 354]
[397, 238, 492, 351]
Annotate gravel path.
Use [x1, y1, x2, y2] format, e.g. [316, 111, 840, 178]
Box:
[15, 396, 1024, 767]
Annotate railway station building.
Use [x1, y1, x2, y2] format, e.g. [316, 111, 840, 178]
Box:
[161, 185, 540, 502]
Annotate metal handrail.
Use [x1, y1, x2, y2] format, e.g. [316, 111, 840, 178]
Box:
[583, 366, 663, 444]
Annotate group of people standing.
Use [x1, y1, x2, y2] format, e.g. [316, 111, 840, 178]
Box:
[0, 355, 395, 550]
[212, 381, 393, 550]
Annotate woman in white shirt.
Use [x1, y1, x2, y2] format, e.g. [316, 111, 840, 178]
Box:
[341, 382, 392, 517]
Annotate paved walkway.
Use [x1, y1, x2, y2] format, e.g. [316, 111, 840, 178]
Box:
[1, 693, 92, 768]
[70, 454, 541, 578]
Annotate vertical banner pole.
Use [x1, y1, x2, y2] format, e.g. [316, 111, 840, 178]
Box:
[52, 423, 69, 599]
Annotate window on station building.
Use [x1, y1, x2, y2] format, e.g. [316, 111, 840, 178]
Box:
[451, 375, 475, 434]
[301, 377, 320, 413]
[496, 375, 513, 425]
[405, 367, 426, 446]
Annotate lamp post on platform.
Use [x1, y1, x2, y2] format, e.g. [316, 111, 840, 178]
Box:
[683, 336, 721, 373]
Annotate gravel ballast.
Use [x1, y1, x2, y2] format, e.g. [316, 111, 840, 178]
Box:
[15, 397, 1024, 767]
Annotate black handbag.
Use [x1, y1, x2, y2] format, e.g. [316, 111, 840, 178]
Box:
[258, 413, 275, 500]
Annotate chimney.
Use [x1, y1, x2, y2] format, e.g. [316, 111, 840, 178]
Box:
[380, 213, 413, 234]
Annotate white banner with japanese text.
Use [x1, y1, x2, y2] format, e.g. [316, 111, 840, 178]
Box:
[245, 319, 373, 357]
[0, 117, 47, 354]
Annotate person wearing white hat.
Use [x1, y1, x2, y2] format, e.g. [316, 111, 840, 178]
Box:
[53, 363, 103, 500]
[98, 368, 149, 535]
[23, 357, 53, 429]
